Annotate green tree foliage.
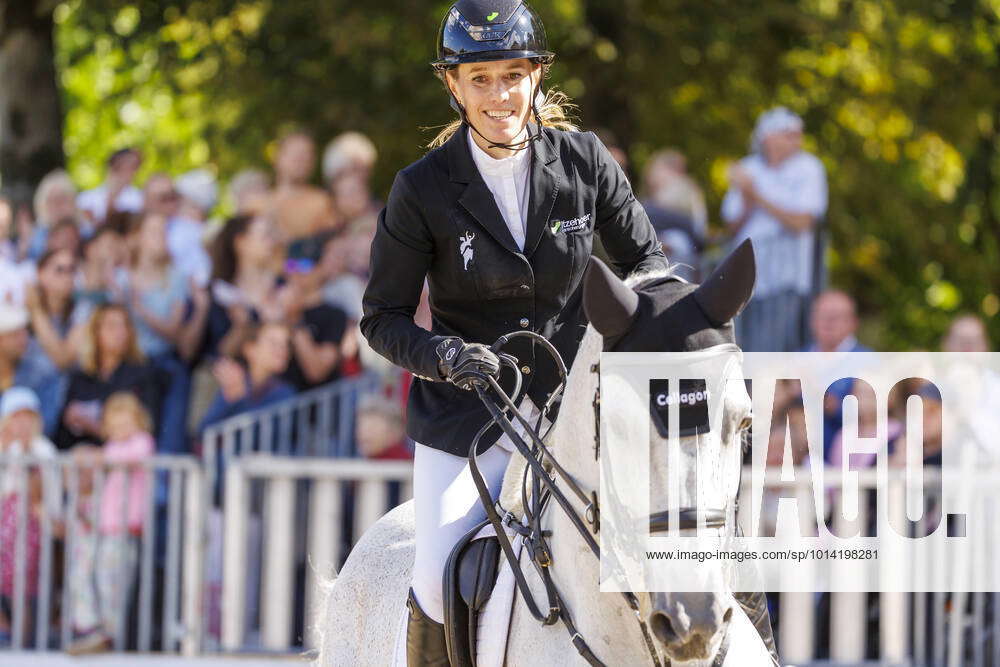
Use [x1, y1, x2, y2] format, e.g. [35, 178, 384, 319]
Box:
[55, 0, 1000, 349]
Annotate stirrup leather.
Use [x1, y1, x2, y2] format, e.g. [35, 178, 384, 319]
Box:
[406, 588, 450, 667]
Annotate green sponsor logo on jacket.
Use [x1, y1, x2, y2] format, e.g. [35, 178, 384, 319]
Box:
[551, 213, 591, 235]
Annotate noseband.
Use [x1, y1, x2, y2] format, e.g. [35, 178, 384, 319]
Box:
[466, 332, 738, 667]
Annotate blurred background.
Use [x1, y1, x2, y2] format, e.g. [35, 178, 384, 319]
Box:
[0, 0, 997, 665]
[2, 0, 996, 348]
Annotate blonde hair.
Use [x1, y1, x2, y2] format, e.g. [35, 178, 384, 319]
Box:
[101, 391, 153, 438]
[34, 169, 78, 227]
[79, 304, 145, 376]
[323, 132, 378, 182]
[428, 65, 578, 149]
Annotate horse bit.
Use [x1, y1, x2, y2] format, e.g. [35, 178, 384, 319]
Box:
[465, 331, 734, 667]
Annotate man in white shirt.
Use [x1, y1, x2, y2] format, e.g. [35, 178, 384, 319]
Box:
[722, 107, 828, 352]
[76, 148, 144, 228]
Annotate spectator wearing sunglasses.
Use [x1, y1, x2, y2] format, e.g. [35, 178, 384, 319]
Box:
[21, 249, 89, 435]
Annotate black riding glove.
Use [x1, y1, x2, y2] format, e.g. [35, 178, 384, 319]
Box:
[435, 337, 501, 390]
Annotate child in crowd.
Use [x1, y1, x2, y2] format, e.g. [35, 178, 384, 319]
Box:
[355, 395, 411, 461]
[67, 392, 154, 655]
[199, 322, 295, 433]
[0, 388, 58, 644]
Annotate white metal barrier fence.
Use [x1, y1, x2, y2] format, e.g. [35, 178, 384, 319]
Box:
[197, 371, 394, 651]
[0, 454, 203, 655]
[3, 453, 998, 665]
[219, 456, 413, 652]
[746, 467, 999, 667]
[219, 459, 999, 665]
[200, 372, 384, 499]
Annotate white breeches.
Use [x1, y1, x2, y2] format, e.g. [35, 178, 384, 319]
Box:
[410, 442, 512, 624]
[410, 397, 546, 624]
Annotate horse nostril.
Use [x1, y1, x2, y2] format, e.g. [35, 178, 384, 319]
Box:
[722, 606, 733, 625]
[649, 611, 679, 645]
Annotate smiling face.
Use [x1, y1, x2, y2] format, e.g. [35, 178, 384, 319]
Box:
[446, 58, 541, 154]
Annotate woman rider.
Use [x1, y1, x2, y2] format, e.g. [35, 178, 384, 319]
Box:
[359, 1, 667, 663]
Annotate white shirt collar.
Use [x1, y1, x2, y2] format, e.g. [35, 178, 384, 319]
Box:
[468, 127, 530, 176]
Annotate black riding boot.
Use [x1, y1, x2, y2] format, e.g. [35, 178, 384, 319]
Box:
[734, 590, 780, 666]
[406, 588, 450, 666]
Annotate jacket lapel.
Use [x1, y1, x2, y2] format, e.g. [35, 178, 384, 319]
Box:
[447, 127, 521, 255]
[523, 125, 560, 258]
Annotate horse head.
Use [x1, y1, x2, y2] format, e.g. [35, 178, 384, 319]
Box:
[583, 239, 756, 664]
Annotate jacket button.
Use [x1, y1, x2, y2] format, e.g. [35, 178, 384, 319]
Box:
[521, 366, 531, 375]
[519, 318, 530, 328]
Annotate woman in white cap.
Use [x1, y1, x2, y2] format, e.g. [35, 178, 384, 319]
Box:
[721, 106, 828, 352]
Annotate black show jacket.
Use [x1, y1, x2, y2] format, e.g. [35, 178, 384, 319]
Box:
[361, 124, 666, 456]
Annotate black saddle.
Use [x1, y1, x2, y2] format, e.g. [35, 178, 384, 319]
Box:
[439, 525, 779, 667]
[443, 519, 503, 667]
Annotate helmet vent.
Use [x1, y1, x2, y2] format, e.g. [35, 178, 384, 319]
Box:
[454, 0, 521, 25]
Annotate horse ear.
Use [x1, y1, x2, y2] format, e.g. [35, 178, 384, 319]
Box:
[692, 238, 756, 327]
[583, 257, 639, 339]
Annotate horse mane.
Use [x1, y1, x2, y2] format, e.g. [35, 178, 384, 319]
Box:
[623, 266, 677, 289]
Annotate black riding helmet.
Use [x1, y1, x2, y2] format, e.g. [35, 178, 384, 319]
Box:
[431, 0, 554, 151]
[431, 0, 554, 71]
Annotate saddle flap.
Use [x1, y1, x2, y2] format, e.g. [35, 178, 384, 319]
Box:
[444, 519, 511, 667]
[458, 537, 501, 610]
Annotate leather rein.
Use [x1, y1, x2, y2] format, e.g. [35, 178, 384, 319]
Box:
[466, 331, 734, 667]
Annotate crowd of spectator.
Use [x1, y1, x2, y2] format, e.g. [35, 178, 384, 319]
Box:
[0, 129, 405, 449]
[0, 129, 414, 650]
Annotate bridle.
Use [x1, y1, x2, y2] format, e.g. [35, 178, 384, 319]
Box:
[466, 331, 740, 667]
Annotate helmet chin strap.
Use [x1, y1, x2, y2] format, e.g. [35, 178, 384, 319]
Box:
[451, 80, 545, 153]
